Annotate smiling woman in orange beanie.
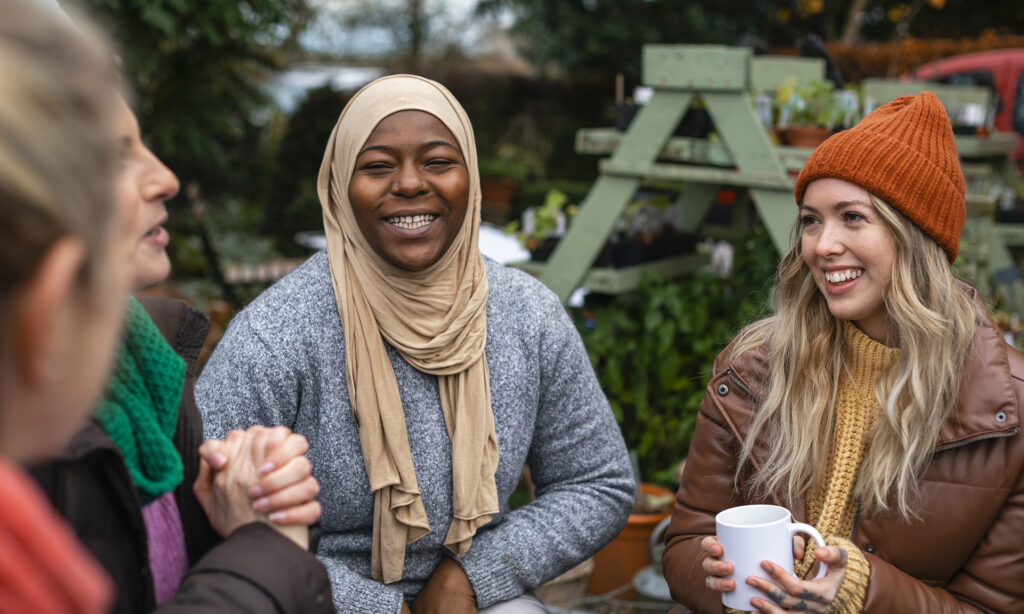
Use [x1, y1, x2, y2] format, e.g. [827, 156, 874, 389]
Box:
[662, 91, 1024, 613]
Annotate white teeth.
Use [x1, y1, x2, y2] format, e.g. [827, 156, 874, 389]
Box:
[825, 269, 863, 284]
[387, 214, 437, 230]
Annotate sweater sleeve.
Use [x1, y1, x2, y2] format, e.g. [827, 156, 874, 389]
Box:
[453, 293, 635, 609]
[195, 312, 407, 614]
[153, 523, 332, 614]
[823, 536, 869, 614]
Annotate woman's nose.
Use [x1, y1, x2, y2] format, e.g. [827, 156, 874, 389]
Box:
[390, 165, 426, 196]
[142, 149, 180, 203]
[815, 222, 845, 257]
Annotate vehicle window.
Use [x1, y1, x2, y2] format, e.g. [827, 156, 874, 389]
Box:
[1015, 72, 1024, 135]
[935, 70, 1002, 114]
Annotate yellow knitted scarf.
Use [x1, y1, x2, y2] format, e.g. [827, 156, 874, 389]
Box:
[796, 321, 898, 611]
[727, 323, 896, 613]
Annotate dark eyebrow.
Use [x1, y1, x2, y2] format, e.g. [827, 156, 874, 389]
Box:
[422, 140, 459, 151]
[357, 144, 393, 157]
[357, 140, 460, 158]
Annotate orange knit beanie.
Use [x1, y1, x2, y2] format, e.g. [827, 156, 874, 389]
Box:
[794, 91, 965, 262]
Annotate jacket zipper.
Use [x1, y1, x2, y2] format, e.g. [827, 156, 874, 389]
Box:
[933, 427, 1019, 453]
[726, 369, 760, 404]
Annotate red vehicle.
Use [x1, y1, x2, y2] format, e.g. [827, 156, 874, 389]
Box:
[911, 48, 1024, 169]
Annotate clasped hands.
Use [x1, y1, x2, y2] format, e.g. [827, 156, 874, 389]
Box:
[701, 535, 850, 613]
[193, 425, 321, 550]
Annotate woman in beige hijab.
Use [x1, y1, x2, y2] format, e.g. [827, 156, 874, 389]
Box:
[198, 75, 635, 613]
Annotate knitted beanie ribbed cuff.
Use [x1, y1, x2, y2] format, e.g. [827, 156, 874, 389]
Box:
[823, 536, 871, 614]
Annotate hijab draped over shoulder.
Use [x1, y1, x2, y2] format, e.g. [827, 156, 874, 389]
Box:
[316, 75, 499, 584]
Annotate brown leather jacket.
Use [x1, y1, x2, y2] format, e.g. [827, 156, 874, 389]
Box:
[663, 297, 1024, 613]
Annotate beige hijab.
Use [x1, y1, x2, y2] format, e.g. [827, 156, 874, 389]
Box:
[316, 75, 499, 584]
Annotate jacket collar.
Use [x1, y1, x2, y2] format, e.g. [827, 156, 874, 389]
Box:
[721, 286, 1019, 460]
[937, 285, 1019, 447]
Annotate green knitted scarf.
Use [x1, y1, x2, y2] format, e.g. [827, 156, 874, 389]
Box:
[96, 297, 185, 505]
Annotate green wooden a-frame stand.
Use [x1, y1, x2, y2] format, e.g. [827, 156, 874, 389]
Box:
[525, 45, 824, 303]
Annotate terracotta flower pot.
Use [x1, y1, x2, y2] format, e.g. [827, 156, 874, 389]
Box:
[586, 483, 674, 598]
[780, 125, 832, 149]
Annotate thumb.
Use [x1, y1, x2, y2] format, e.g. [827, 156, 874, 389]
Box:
[198, 439, 229, 470]
[816, 545, 850, 569]
[193, 458, 213, 509]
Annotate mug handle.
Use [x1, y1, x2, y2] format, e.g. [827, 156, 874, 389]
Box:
[789, 522, 828, 580]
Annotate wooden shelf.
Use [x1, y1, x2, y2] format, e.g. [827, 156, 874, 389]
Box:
[511, 253, 710, 295]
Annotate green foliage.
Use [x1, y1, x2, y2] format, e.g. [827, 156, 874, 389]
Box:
[576, 226, 779, 487]
[776, 77, 840, 128]
[476, 0, 777, 80]
[85, 0, 309, 202]
[261, 85, 351, 255]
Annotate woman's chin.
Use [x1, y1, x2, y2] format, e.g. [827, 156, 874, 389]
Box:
[132, 252, 172, 290]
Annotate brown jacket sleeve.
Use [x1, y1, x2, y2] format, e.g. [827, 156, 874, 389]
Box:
[662, 358, 747, 614]
[153, 522, 334, 614]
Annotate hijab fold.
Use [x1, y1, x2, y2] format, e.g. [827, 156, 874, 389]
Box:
[316, 75, 499, 584]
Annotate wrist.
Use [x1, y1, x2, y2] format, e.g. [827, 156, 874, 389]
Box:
[438, 558, 475, 597]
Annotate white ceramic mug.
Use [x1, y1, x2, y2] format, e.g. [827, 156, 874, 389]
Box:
[714, 504, 828, 611]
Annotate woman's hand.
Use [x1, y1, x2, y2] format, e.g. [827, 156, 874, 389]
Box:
[702, 534, 806, 596]
[198, 425, 321, 526]
[411, 558, 476, 614]
[700, 536, 735, 594]
[746, 545, 849, 613]
[193, 429, 310, 549]
[193, 429, 264, 537]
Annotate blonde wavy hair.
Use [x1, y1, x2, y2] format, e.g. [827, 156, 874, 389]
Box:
[735, 194, 976, 519]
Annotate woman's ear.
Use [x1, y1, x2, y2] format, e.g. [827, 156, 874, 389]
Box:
[13, 237, 87, 387]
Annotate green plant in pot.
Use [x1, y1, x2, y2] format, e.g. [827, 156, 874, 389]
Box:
[776, 78, 844, 147]
[504, 188, 577, 261]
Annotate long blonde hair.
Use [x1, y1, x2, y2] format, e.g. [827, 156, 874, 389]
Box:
[735, 194, 976, 518]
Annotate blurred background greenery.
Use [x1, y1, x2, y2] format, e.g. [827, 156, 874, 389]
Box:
[86, 0, 1024, 485]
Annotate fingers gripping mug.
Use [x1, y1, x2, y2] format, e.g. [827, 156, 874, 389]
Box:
[714, 504, 828, 610]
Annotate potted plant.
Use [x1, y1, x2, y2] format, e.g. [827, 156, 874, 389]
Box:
[478, 158, 529, 225]
[505, 188, 577, 262]
[585, 481, 675, 598]
[775, 78, 852, 148]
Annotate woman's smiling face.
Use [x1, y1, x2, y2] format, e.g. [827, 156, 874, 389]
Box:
[800, 178, 897, 342]
[347, 110, 469, 272]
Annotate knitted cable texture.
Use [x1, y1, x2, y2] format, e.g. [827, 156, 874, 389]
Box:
[96, 297, 185, 504]
[793, 322, 897, 612]
[824, 536, 871, 614]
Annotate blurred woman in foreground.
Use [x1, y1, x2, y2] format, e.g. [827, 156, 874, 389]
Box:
[0, 1, 125, 611]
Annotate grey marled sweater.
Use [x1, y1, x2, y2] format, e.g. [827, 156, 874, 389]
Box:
[195, 252, 634, 613]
